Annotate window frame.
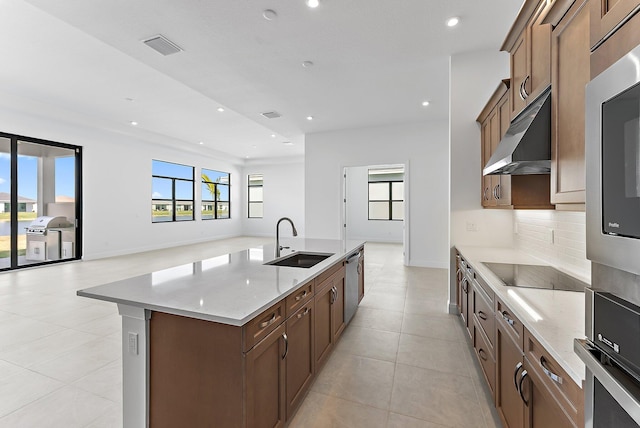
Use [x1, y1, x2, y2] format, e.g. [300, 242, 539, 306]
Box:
[151, 160, 195, 223]
[247, 174, 264, 218]
[201, 168, 231, 220]
[367, 177, 404, 221]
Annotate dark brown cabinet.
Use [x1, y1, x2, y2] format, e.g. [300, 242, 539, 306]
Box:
[246, 324, 287, 428]
[314, 262, 346, 369]
[472, 276, 496, 398]
[590, 0, 640, 49]
[549, 0, 590, 207]
[285, 300, 315, 419]
[503, 0, 552, 119]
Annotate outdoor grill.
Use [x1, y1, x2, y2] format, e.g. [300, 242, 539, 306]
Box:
[26, 216, 72, 261]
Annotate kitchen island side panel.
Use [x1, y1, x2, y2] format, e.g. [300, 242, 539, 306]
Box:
[149, 312, 245, 428]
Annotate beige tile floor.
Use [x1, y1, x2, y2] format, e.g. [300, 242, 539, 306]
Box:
[0, 237, 500, 427]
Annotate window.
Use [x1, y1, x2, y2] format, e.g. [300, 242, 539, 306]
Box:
[248, 174, 263, 218]
[368, 167, 404, 220]
[201, 169, 230, 220]
[152, 160, 194, 223]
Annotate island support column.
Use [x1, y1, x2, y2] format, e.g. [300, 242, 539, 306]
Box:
[118, 304, 151, 428]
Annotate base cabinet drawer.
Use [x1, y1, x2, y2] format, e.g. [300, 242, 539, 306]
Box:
[473, 321, 496, 398]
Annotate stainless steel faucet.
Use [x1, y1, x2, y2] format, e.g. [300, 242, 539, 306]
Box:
[276, 217, 298, 257]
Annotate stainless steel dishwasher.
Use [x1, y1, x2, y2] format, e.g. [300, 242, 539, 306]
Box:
[345, 250, 362, 324]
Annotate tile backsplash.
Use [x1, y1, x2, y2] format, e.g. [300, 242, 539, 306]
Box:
[514, 210, 590, 278]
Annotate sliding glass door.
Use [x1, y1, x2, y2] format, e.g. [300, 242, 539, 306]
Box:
[0, 133, 82, 271]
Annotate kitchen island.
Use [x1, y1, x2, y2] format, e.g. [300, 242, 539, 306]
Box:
[78, 238, 365, 428]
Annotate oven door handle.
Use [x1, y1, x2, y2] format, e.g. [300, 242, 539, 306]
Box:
[575, 339, 640, 426]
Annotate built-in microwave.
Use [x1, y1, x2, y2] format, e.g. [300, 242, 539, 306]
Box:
[586, 42, 640, 276]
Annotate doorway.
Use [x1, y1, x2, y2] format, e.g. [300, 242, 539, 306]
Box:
[343, 163, 409, 265]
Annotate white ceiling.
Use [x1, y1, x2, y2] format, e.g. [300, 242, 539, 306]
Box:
[3, 0, 522, 162]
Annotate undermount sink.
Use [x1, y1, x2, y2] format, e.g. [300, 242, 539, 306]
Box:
[265, 252, 334, 268]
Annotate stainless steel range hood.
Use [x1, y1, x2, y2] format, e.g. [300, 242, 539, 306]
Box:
[483, 86, 551, 176]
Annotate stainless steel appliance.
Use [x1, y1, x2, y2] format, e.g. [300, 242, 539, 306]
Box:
[482, 262, 587, 292]
[25, 216, 72, 261]
[586, 42, 640, 276]
[575, 289, 640, 427]
[344, 250, 361, 324]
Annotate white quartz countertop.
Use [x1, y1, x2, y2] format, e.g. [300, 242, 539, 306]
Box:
[78, 238, 365, 327]
[455, 245, 588, 386]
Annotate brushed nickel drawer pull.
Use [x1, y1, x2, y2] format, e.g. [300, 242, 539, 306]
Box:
[540, 356, 563, 384]
[478, 311, 488, 321]
[282, 333, 288, 360]
[501, 311, 515, 327]
[297, 307, 311, 319]
[259, 313, 277, 329]
[478, 348, 488, 361]
[295, 290, 308, 301]
[518, 370, 529, 404]
[514, 362, 523, 390]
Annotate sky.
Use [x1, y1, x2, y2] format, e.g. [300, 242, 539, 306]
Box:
[0, 154, 76, 200]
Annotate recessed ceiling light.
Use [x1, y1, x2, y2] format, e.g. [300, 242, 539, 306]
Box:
[263, 9, 278, 20]
[447, 17, 460, 27]
[217, 107, 225, 112]
[271, 134, 276, 138]
[130, 121, 138, 126]
[306, 116, 314, 121]
[422, 101, 430, 107]
[199, 141, 204, 145]
[302, 60, 314, 68]
[306, 0, 319, 8]
[245, 156, 250, 159]
[283, 141, 294, 145]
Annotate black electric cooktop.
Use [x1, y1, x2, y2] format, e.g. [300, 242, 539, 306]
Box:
[482, 262, 588, 292]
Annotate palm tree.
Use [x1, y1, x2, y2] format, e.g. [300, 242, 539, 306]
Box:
[202, 173, 221, 217]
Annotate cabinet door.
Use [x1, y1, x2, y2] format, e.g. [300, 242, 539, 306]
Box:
[357, 254, 365, 303]
[526, 2, 552, 103]
[523, 367, 576, 428]
[511, 32, 528, 118]
[497, 91, 512, 206]
[590, 0, 640, 48]
[496, 323, 525, 428]
[332, 269, 346, 340]
[551, 0, 590, 205]
[286, 300, 315, 419]
[461, 275, 471, 339]
[246, 324, 286, 428]
[481, 119, 495, 207]
[314, 283, 334, 368]
[456, 255, 464, 312]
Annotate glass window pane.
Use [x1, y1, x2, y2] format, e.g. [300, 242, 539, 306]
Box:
[152, 177, 172, 199]
[175, 180, 193, 199]
[175, 201, 193, 221]
[249, 187, 263, 202]
[201, 203, 214, 220]
[392, 202, 404, 220]
[217, 202, 230, 219]
[218, 185, 229, 202]
[201, 183, 215, 202]
[249, 202, 263, 218]
[369, 183, 388, 200]
[152, 201, 173, 223]
[248, 174, 263, 186]
[202, 169, 229, 184]
[392, 182, 404, 200]
[55, 156, 76, 202]
[369, 202, 389, 220]
[153, 160, 193, 180]
[368, 167, 404, 182]
[0, 137, 10, 268]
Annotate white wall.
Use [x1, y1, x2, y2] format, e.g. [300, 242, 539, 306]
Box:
[242, 159, 305, 237]
[0, 101, 245, 260]
[345, 165, 403, 243]
[306, 121, 449, 268]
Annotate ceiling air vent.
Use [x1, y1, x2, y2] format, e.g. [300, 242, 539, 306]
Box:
[143, 35, 182, 56]
[261, 111, 282, 119]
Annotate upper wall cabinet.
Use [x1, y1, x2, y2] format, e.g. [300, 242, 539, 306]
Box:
[502, 0, 552, 119]
[547, 0, 591, 208]
[590, 0, 640, 78]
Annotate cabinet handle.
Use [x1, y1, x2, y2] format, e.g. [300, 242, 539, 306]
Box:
[282, 333, 288, 360]
[519, 80, 527, 101]
[478, 348, 488, 361]
[295, 290, 308, 301]
[514, 362, 524, 390]
[493, 185, 500, 200]
[357, 264, 361, 275]
[540, 356, 563, 384]
[483, 187, 489, 201]
[259, 312, 277, 329]
[501, 311, 515, 327]
[462, 278, 468, 294]
[518, 370, 529, 405]
[478, 310, 487, 321]
[297, 307, 311, 319]
[496, 184, 501, 200]
[330, 286, 337, 304]
[522, 75, 530, 99]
